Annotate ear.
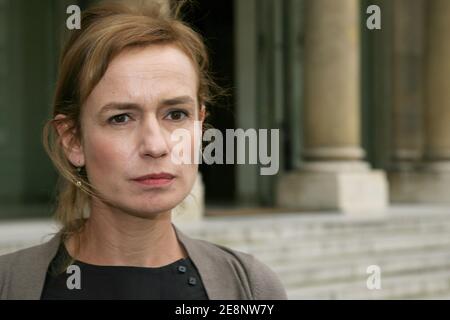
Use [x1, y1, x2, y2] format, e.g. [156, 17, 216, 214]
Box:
[53, 114, 85, 168]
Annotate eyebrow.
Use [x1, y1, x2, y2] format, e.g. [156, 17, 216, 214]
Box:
[159, 95, 196, 107]
[99, 96, 196, 114]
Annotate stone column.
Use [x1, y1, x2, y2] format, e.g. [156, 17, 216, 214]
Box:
[390, 0, 425, 168]
[277, 0, 388, 214]
[424, 0, 450, 165]
[400, 0, 450, 204]
[391, 0, 450, 204]
[302, 0, 363, 164]
[388, 0, 426, 202]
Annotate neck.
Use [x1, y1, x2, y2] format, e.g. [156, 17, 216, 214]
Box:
[66, 201, 187, 267]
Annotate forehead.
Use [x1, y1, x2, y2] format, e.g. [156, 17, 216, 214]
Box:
[87, 44, 198, 106]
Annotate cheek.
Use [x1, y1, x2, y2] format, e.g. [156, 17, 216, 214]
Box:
[83, 133, 132, 180]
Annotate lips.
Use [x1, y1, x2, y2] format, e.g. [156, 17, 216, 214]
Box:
[134, 173, 175, 180]
[132, 172, 175, 187]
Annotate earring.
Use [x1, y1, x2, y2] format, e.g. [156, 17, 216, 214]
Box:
[75, 167, 82, 187]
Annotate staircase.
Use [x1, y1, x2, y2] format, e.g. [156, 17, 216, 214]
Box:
[2, 205, 450, 299]
[178, 206, 450, 299]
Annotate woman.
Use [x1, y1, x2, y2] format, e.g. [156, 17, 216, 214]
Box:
[0, 0, 287, 300]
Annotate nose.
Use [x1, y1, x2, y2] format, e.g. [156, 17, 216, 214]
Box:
[138, 115, 170, 159]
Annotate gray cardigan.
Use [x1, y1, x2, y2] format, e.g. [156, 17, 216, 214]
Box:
[0, 224, 287, 300]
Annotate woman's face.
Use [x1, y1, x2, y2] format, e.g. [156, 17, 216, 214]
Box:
[68, 44, 204, 218]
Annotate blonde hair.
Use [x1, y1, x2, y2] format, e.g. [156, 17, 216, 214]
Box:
[42, 0, 215, 242]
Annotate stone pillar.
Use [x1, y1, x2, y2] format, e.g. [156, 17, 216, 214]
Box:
[390, 0, 425, 168]
[276, 0, 388, 214]
[390, 0, 450, 204]
[388, 0, 427, 202]
[391, 0, 450, 204]
[302, 0, 363, 163]
[424, 0, 450, 165]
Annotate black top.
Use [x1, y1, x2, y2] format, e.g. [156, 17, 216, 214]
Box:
[40, 244, 209, 300]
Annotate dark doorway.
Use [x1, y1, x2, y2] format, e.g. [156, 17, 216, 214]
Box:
[183, 0, 236, 206]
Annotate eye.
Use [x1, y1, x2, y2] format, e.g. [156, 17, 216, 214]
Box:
[109, 113, 132, 125]
[166, 110, 189, 121]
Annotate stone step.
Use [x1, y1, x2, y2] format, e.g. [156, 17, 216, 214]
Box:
[197, 221, 450, 248]
[227, 233, 450, 266]
[185, 210, 450, 245]
[270, 248, 450, 288]
[287, 268, 450, 299]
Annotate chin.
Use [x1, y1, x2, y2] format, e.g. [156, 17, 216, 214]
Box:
[119, 205, 173, 219]
[124, 196, 186, 218]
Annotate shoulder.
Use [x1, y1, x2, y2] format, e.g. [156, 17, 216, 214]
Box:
[0, 250, 14, 291]
[0, 242, 47, 276]
[0, 245, 41, 274]
[184, 236, 288, 300]
[0, 235, 61, 299]
[211, 241, 288, 300]
[0, 237, 57, 270]
[0, 245, 40, 295]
